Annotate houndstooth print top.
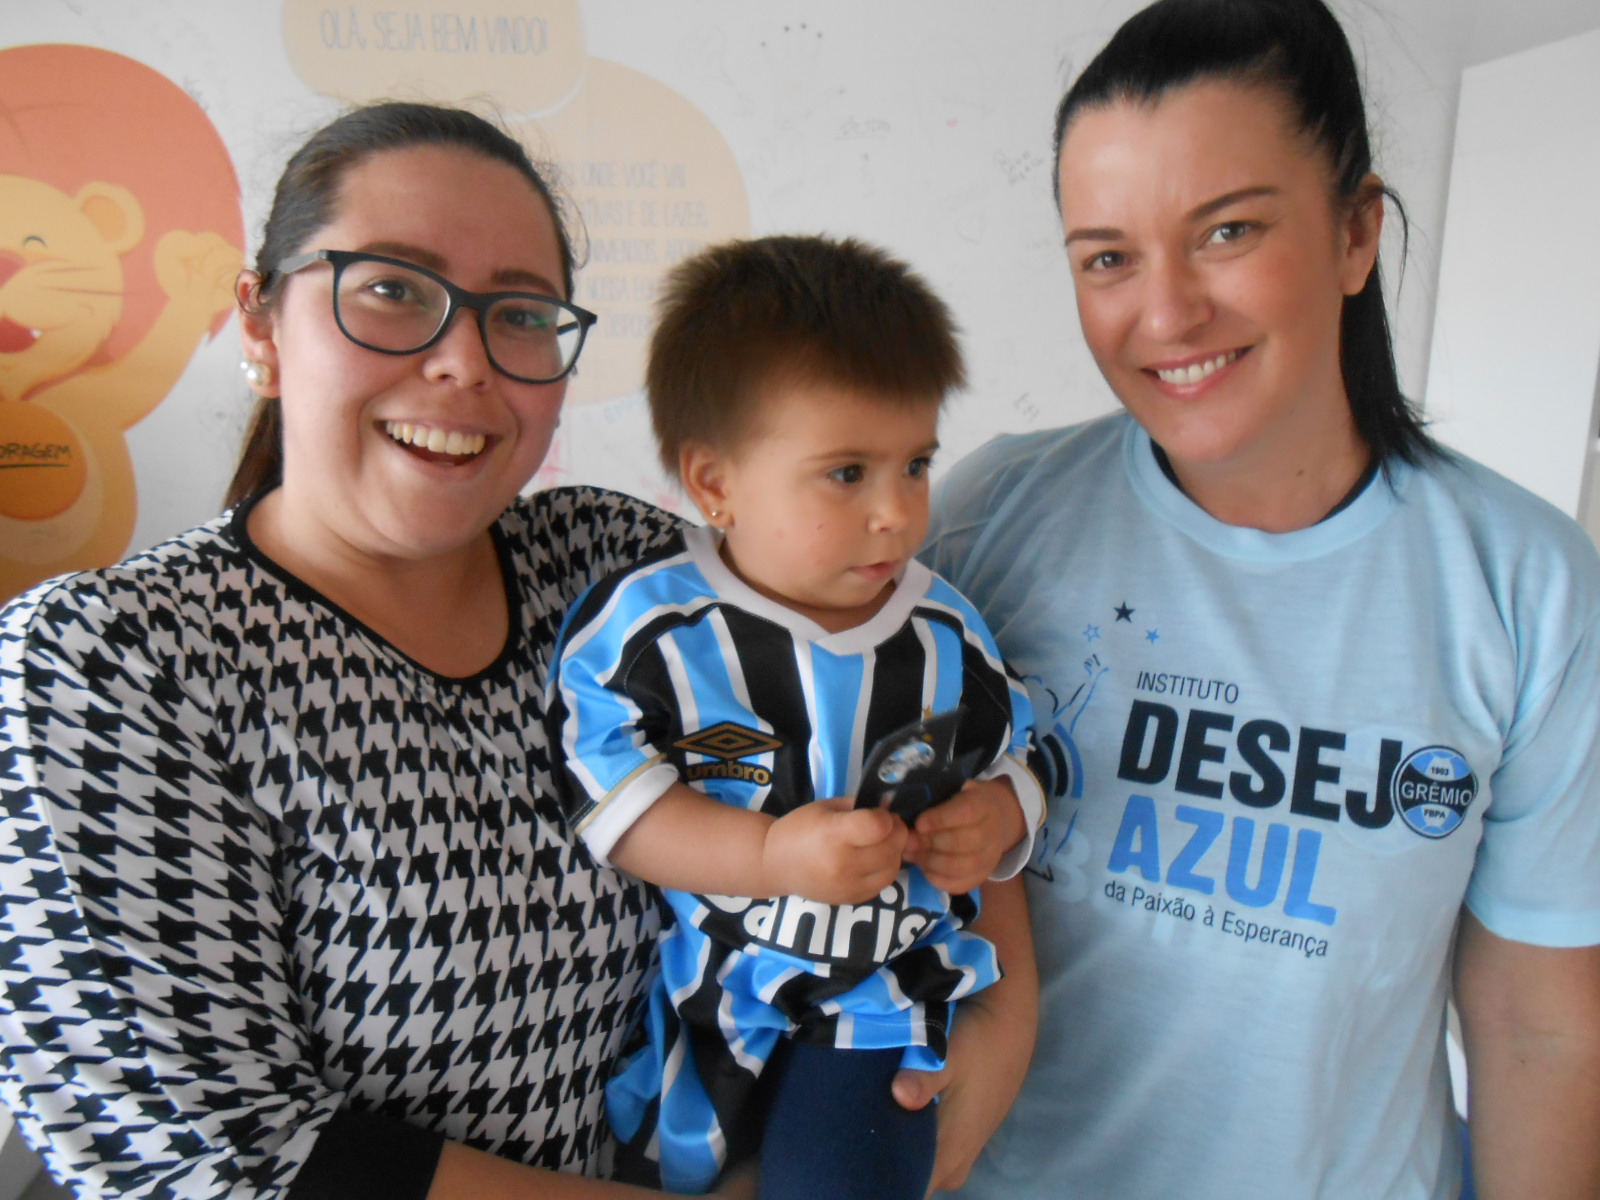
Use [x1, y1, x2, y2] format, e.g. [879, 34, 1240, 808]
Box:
[0, 487, 681, 1200]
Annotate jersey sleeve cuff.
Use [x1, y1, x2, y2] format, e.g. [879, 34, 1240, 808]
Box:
[285, 1108, 446, 1200]
[980, 753, 1045, 880]
[574, 759, 682, 866]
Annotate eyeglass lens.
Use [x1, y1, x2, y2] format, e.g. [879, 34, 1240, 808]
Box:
[332, 257, 583, 382]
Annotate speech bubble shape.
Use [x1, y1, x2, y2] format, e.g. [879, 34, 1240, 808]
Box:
[521, 59, 751, 407]
[283, 0, 585, 114]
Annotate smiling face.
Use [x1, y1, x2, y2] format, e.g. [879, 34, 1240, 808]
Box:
[239, 143, 568, 569]
[682, 382, 939, 633]
[1057, 80, 1381, 513]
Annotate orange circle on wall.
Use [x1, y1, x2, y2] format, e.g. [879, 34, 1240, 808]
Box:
[0, 403, 88, 520]
[0, 44, 242, 366]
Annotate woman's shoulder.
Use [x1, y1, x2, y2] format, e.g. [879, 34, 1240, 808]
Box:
[501, 486, 682, 551]
[0, 513, 250, 658]
[1399, 452, 1600, 689]
[497, 485, 689, 623]
[1406, 451, 1600, 591]
[936, 412, 1130, 522]
[953, 411, 1126, 473]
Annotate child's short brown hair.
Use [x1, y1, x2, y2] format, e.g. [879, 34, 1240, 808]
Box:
[646, 234, 966, 479]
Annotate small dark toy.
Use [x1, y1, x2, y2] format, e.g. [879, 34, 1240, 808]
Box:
[856, 708, 983, 824]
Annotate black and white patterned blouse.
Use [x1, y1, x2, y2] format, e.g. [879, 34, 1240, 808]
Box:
[0, 487, 682, 1200]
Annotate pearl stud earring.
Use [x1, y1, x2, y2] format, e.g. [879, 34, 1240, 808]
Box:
[240, 359, 274, 389]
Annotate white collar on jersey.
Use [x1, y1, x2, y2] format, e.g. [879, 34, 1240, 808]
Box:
[681, 524, 935, 654]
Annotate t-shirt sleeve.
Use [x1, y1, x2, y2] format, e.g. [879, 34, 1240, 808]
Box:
[546, 577, 680, 866]
[284, 1109, 444, 1200]
[0, 583, 414, 1199]
[1464, 606, 1600, 947]
[980, 671, 1047, 881]
[939, 576, 1046, 880]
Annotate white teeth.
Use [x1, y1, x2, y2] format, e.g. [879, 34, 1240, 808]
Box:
[1155, 350, 1240, 385]
[382, 421, 487, 458]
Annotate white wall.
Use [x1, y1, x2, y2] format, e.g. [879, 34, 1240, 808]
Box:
[1426, 28, 1600, 523]
[1462, 0, 1600, 67]
[1, 0, 1593, 547]
[0, 0, 1532, 544]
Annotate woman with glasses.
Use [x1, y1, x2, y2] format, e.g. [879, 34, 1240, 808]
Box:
[0, 102, 722, 1200]
[922, 0, 1600, 1197]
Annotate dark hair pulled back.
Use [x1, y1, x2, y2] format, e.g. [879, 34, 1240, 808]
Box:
[224, 102, 576, 509]
[1053, 0, 1435, 469]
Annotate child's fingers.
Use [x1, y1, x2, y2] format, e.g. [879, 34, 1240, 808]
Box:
[766, 802, 906, 902]
[835, 803, 904, 848]
[913, 827, 993, 881]
[905, 835, 989, 885]
[815, 794, 858, 812]
[919, 820, 987, 852]
[914, 786, 988, 836]
[921, 871, 988, 896]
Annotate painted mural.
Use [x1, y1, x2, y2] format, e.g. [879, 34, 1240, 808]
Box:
[0, 44, 243, 602]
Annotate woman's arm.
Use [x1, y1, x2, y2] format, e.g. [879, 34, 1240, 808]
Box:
[429, 1142, 762, 1199]
[891, 875, 1038, 1194]
[0, 586, 343, 1197]
[429, 1143, 650, 1197]
[0, 571, 708, 1200]
[1454, 909, 1600, 1199]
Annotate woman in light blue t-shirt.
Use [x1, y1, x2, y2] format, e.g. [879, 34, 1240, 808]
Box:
[923, 1, 1600, 1197]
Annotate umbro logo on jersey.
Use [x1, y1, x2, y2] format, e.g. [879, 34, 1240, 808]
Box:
[675, 722, 784, 761]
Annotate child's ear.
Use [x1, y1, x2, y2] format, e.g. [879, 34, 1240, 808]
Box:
[680, 443, 732, 528]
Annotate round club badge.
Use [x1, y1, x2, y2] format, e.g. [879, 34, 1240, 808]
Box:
[1392, 746, 1478, 838]
[878, 739, 936, 785]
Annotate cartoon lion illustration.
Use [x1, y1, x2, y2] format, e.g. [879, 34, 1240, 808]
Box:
[0, 43, 243, 602]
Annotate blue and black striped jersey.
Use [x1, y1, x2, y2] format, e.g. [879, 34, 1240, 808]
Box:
[547, 525, 1041, 1191]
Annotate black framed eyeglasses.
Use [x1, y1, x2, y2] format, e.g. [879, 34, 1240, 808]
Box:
[268, 249, 597, 384]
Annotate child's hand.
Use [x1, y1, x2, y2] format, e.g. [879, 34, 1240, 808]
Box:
[762, 796, 908, 904]
[903, 776, 1026, 894]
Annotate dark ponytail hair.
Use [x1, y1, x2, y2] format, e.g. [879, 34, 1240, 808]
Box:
[224, 102, 577, 510]
[1052, 0, 1436, 469]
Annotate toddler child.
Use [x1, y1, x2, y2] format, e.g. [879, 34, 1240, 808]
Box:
[547, 235, 1042, 1199]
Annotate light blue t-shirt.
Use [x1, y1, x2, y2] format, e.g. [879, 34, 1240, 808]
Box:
[923, 413, 1600, 1200]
